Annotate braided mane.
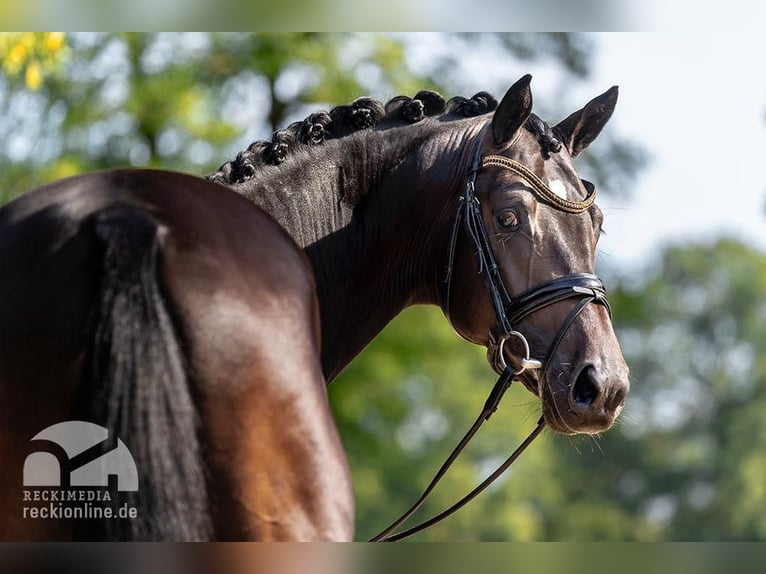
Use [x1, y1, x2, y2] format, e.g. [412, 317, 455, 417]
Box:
[208, 89, 561, 186]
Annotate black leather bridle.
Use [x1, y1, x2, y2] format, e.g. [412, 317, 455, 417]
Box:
[371, 138, 612, 542]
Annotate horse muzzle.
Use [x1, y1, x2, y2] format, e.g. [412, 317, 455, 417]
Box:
[543, 361, 630, 435]
[486, 273, 629, 435]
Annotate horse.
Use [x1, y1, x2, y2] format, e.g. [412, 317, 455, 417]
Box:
[0, 75, 629, 541]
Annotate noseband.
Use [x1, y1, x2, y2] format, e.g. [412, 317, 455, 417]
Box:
[371, 138, 611, 542]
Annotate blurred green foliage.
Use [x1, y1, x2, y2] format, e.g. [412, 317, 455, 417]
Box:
[607, 239, 766, 540]
[3, 33, 761, 541]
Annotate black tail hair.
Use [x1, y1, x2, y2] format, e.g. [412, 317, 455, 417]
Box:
[77, 204, 211, 540]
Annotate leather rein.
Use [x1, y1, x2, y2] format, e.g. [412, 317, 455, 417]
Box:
[370, 137, 611, 542]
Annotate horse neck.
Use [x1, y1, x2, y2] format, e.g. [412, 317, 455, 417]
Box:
[241, 119, 485, 380]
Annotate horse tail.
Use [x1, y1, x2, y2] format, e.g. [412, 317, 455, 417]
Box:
[78, 203, 211, 541]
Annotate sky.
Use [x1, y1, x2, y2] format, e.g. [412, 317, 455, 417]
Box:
[588, 33, 766, 273]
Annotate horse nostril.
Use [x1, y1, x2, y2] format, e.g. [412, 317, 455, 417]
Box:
[571, 365, 601, 409]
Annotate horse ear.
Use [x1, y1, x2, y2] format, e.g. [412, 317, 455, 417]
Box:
[554, 86, 618, 157]
[492, 74, 533, 145]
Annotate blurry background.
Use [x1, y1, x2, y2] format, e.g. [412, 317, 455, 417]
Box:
[1, 32, 764, 540]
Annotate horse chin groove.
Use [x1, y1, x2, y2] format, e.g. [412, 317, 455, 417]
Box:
[541, 406, 579, 436]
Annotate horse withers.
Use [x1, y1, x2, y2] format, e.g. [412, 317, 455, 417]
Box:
[0, 75, 629, 540]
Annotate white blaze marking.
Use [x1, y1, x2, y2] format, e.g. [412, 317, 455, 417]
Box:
[548, 179, 568, 200]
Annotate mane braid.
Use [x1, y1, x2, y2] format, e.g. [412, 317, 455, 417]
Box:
[207, 90, 503, 186]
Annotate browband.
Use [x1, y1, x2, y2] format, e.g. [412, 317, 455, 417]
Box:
[481, 154, 597, 214]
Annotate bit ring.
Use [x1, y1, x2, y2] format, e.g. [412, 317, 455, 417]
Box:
[497, 331, 542, 376]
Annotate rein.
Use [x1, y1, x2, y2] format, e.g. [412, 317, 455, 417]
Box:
[371, 137, 611, 542]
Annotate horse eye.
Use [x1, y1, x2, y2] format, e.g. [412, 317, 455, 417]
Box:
[495, 211, 519, 231]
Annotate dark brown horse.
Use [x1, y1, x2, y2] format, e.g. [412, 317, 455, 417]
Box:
[0, 76, 629, 541]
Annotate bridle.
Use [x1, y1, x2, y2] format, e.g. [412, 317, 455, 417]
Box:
[370, 134, 611, 542]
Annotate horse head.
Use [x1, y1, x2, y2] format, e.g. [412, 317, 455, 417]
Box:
[444, 75, 630, 435]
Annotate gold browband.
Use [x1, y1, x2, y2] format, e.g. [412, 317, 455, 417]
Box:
[481, 155, 597, 214]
